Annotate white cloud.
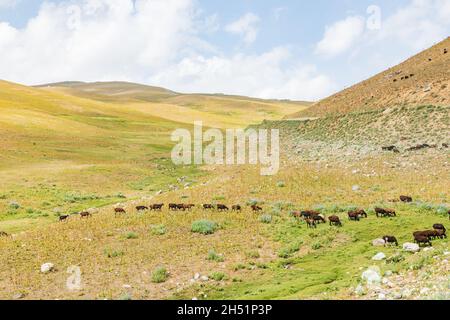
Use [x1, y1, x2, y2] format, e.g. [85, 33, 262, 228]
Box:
[0, 0, 335, 101]
[149, 47, 337, 101]
[315, 16, 365, 58]
[316, 0, 450, 60]
[225, 12, 260, 44]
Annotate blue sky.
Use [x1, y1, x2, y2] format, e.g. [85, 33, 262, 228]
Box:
[0, 0, 449, 100]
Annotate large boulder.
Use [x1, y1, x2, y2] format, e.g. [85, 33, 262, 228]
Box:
[372, 238, 386, 247]
[403, 243, 420, 253]
[361, 266, 382, 285]
[40, 263, 55, 273]
[372, 252, 386, 261]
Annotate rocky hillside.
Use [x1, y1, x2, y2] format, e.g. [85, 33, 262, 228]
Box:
[259, 104, 449, 162]
[289, 37, 450, 118]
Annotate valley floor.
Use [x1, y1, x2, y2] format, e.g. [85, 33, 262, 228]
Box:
[0, 153, 448, 300]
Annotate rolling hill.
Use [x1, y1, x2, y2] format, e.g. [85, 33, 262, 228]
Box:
[289, 37, 450, 118]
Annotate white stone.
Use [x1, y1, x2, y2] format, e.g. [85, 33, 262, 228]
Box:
[385, 270, 393, 276]
[354, 284, 365, 296]
[352, 185, 361, 192]
[372, 239, 386, 246]
[40, 263, 54, 273]
[420, 288, 430, 295]
[423, 247, 434, 252]
[378, 293, 386, 300]
[372, 252, 386, 261]
[403, 242, 420, 252]
[200, 276, 209, 282]
[361, 266, 382, 285]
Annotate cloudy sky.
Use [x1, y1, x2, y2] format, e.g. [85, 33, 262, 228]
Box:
[0, 0, 449, 101]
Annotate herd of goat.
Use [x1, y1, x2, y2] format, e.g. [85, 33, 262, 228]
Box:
[1, 196, 448, 247]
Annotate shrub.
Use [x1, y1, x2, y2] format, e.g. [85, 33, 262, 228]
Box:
[151, 267, 169, 283]
[150, 224, 166, 236]
[311, 241, 323, 250]
[207, 250, 224, 262]
[104, 248, 124, 258]
[259, 214, 272, 224]
[210, 272, 226, 281]
[278, 243, 300, 258]
[119, 293, 132, 300]
[386, 253, 405, 264]
[125, 232, 138, 239]
[246, 199, 263, 206]
[8, 201, 20, 210]
[246, 251, 260, 259]
[276, 181, 285, 188]
[191, 220, 218, 235]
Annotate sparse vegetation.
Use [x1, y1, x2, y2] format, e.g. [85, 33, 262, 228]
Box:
[191, 220, 218, 235]
[151, 267, 169, 283]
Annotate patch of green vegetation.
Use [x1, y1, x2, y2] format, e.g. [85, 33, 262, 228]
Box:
[207, 250, 224, 262]
[150, 224, 166, 236]
[151, 267, 169, 283]
[210, 272, 227, 281]
[191, 220, 218, 235]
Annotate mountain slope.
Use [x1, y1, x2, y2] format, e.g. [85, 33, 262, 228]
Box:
[289, 37, 450, 118]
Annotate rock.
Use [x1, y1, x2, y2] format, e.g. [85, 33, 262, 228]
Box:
[385, 270, 393, 276]
[402, 288, 412, 298]
[361, 266, 382, 285]
[354, 284, 366, 296]
[194, 273, 200, 280]
[403, 242, 420, 253]
[372, 239, 386, 246]
[40, 263, 55, 273]
[393, 292, 403, 300]
[420, 287, 430, 295]
[352, 185, 361, 192]
[423, 247, 434, 252]
[192, 297, 198, 301]
[12, 293, 24, 300]
[443, 251, 450, 256]
[372, 252, 386, 261]
[200, 276, 209, 282]
[122, 284, 132, 289]
[377, 293, 386, 300]
[156, 190, 163, 195]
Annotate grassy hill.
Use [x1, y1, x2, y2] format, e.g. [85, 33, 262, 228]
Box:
[0, 80, 307, 233]
[289, 37, 450, 118]
[39, 81, 310, 128]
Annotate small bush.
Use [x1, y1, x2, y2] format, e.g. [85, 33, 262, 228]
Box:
[246, 199, 263, 206]
[8, 201, 20, 210]
[191, 220, 218, 235]
[386, 253, 405, 264]
[233, 263, 246, 271]
[125, 232, 138, 239]
[311, 241, 323, 250]
[119, 293, 132, 300]
[278, 243, 300, 258]
[104, 248, 124, 258]
[259, 214, 272, 224]
[210, 272, 226, 281]
[151, 267, 169, 283]
[207, 250, 224, 262]
[150, 224, 166, 236]
[246, 251, 260, 259]
[276, 181, 285, 188]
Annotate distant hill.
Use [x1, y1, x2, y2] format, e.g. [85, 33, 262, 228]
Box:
[289, 37, 450, 118]
[36, 81, 311, 128]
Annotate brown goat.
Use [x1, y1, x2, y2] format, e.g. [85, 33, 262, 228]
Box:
[217, 204, 229, 211]
[375, 207, 396, 218]
[232, 205, 242, 212]
[0, 231, 9, 237]
[114, 208, 126, 215]
[251, 205, 263, 212]
[348, 211, 360, 221]
[329, 215, 342, 227]
[150, 204, 164, 211]
[400, 195, 413, 203]
[59, 215, 70, 222]
[414, 233, 432, 246]
[203, 204, 214, 210]
[136, 206, 148, 211]
[306, 218, 317, 229]
[382, 235, 398, 246]
[79, 211, 91, 218]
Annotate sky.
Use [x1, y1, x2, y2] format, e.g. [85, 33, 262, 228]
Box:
[0, 0, 449, 101]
